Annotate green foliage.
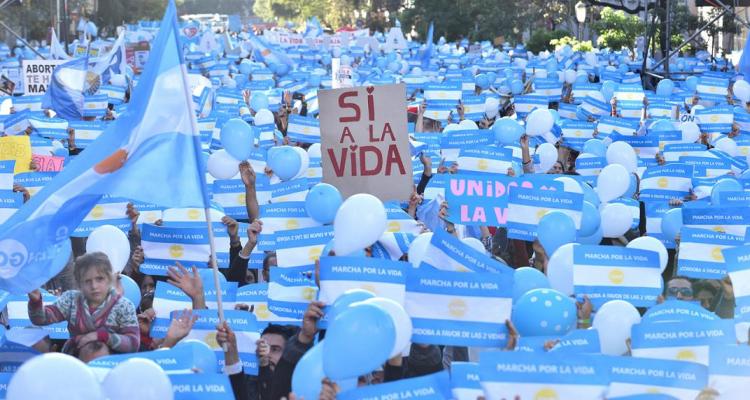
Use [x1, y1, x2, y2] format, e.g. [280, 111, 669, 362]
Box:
[591, 7, 644, 51]
[550, 36, 593, 52]
[252, 0, 356, 30]
[526, 30, 570, 53]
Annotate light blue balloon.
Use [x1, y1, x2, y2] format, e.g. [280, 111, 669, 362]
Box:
[511, 79, 524, 95]
[711, 178, 743, 205]
[578, 224, 603, 245]
[305, 183, 342, 224]
[575, 73, 588, 84]
[656, 79, 674, 97]
[308, 74, 322, 88]
[548, 109, 560, 123]
[513, 267, 550, 302]
[511, 161, 523, 177]
[686, 76, 699, 92]
[617, 64, 629, 74]
[661, 208, 683, 240]
[581, 183, 600, 207]
[650, 119, 674, 132]
[175, 339, 218, 373]
[119, 275, 141, 308]
[53, 147, 68, 157]
[601, 80, 617, 102]
[582, 139, 606, 157]
[268, 146, 302, 181]
[486, 72, 497, 86]
[492, 118, 524, 145]
[239, 62, 252, 75]
[250, 92, 269, 111]
[220, 118, 255, 161]
[623, 173, 638, 198]
[503, 68, 514, 80]
[323, 303, 395, 380]
[512, 288, 577, 337]
[537, 211, 576, 256]
[321, 239, 365, 258]
[198, 268, 227, 291]
[326, 289, 376, 323]
[475, 73, 490, 89]
[387, 61, 400, 73]
[292, 342, 325, 400]
[579, 201, 600, 237]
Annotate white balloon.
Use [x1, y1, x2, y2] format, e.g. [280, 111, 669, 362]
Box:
[103, 358, 173, 400]
[458, 119, 478, 130]
[254, 108, 274, 125]
[462, 237, 487, 254]
[600, 203, 632, 238]
[536, 143, 558, 172]
[593, 300, 641, 355]
[443, 123, 461, 132]
[627, 236, 668, 273]
[554, 176, 582, 193]
[564, 69, 577, 84]
[734, 79, 750, 103]
[291, 146, 310, 180]
[596, 164, 629, 203]
[679, 121, 701, 143]
[606, 141, 638, 173]
[408, 233, 433, 268]
[690, 104, 704, 115]
[526, 108, 554, 136]
[334, 194, 387, 256]
[484, 97, 499, 119]
[7, 353, 102, 400]
[546, 243, 577, 295]
[87, 225, 130, 273]
[207, 149, 240, 179]
[307, 143, 321, 159]
[358, 297, 412, 357]
[714, 137, 738, 157]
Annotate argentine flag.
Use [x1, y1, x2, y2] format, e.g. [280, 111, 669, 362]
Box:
[630, 319, 736, 366]
[0, 0, 209, 294]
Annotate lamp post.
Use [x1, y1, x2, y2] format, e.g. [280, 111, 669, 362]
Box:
[575, 1, 588, 41]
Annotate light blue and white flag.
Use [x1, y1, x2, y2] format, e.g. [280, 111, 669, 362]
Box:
[581, 95, 610, 116]
[513, 95, 548, 116]
[440, 130, 493, 162]
[405, 268, 512, 347]
[318, 256, 407, 305]
[82, 93, 109, 117]
[639, 164, 693, 202]
[3, 110, 30, 136]
[642, 300, 718, 323]
[558, 102, 578, 119]
[211, 179, 250, 220]
[259, 202, 319, 235]
[696, 76, 729, 102]
[71, 194, 130, 237]
[235, 283, 298, 325]
[12, 171, 56, 197]
[560, 120, 595, 151]
[0, 0, 209, 295]
[98, 84, 127, 105]
[630, 319, 736, 366]
[423, 81, 462, 101]
[708, 344, 750, 399]
[596, 116, 638, 136]
[548, 328, 601, 354]
[286, 115, 320, 144]
[451, 362, 483, 400]
[683, 206, 750, 238]
[28, 115, 68, 139]
[606, 356, 708, 399]
[695, 105, 733, 134]
[573, 245, 662, 308]
[270, 178, 309, 203]
[677, 227, 743, 279]
[506, 186, 583, 241]
[0, 191, 22, 225]
[722, 245, 750, 322]
[612, 134, 659, 160]
[617, 100, 644, 119]
[383, 201, 422, 234]
[423, 100, 456, 121]
[662, 143, 706, 163]
[457, 146, 513, 175]
[5, 292, 69, 339]
[267, 266, 317, 319]
[13, 96, 43, 112]
[170, 373, 235, 400]
[461, 95, 486, 121]
[615, 83, 645, 102]
[141, 224, 210, 275]
[152, 281, 193, 323]
[645, 202, 676, 249]
[479, 351, 608, 400]
[534, 79, 563, 101]
[68, 120, 105, 147]
[89, 346, 197, 377]
[420, 229, 511, 274]
[338, 371, 451, 400]
[0, 161, 14, 190]
[274, 225, 333, 268]
[575, 154, 605, 185]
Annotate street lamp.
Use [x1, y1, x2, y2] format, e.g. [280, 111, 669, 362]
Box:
[575, 1, 588, 41]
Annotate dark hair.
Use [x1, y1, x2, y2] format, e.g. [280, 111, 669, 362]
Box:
[692, 279, 720, 297]
[261, 324, 297, 340]
[74, 252, 113, 286]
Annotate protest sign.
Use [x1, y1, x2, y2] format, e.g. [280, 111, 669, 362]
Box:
[708, 344, 750, 399]
[420, 229, 512, 274]
[21, 60, 64, 94]
[677, 227, 743, 279]
[318, 83, 412, 200]
[338, 371, 451, 400]
[630, 319, 736, 366]
[506, 186, 583, 241]
[31, 154, 64, 172]
[451, 362, 483, 400]
[170, 373, 235, 400]
[607, 356, 708, 399]
[0, 135, 31, 173]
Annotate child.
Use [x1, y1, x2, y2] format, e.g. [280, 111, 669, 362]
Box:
[27, 252, 140, 356]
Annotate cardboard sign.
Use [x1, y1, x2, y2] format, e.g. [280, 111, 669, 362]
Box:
[31, 154, 64, 172]
[126, 41, 151, 74]
[318, 83, 412, 200]
[21, 60, 65, 94]
[0, 135, 31, 173]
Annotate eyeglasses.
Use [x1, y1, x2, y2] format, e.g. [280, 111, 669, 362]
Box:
[667, 287, 693, 297]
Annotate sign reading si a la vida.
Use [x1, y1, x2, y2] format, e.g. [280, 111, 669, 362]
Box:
[318, 83, 412, 201]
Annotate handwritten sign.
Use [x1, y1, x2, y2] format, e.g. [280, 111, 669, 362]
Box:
[21, 60, 65, 94]
[319, 83, 412, 200]
[0, 135, 31, 173]
[31, 154, 64, 172]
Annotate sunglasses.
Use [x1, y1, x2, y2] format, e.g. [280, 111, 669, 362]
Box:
[667, 287, 693, 297]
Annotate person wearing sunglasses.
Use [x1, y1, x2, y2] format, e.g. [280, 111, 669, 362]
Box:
[665, 276, 695, 301]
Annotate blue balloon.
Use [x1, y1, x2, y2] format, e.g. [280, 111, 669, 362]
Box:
[623, 173, 638, 198]
[661, 208, 683, 241]
[198, 268, 227, 291]
[239, 62, 252, 75]
[581, 182, 600, 208]
[685, 76, 699, 92]
[175, 339, 218, 373]
[537, 211, 576, 256]
[582, 139, 606, 157]
[475, 73, 490, 89]
[268, 146, 302, 181]
[512, 267, 550, 302]
[579, 201, 600, 237]
[326, 289, 376, 323]
[250, 92, 269, 111]
[321, 239, 365, 258]
[492, 118, 524, 145]
[321, 54, 332, 66]
[305, 183, 343, 224]
[650, 119, 674, 132]
[220, 118, 255, 161]
[387, 61, 400, 73]
[503, 68, 514, 80]
[52, 147, 68, 157]
[376, 57, 388, 69]
[578, 224, 603, 245]
[276, 63, 290, 76]
[323, 303, 395, 380]
[548, 109, 560, 124]
[601, 81, 617, 102]
[656, 79, 674, 97]
[308, 74, 322, 88]
[292, 342, 325, 400]
[575, 73, 588, 84]
[511, 79, 524, 95]
[617, 64, 629, 74]
[486, 72, 497, 87]
[711, 178, 742, 205]
[512, 288, 577, 337]
[119, 275, 141, 308]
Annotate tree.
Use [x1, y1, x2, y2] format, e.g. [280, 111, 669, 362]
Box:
[252, 0, 358, 30]
[591, 7, 645, 51]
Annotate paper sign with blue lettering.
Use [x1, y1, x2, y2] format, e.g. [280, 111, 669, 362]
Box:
[445, 174, 563, 227]
[423, 100, 455, 121]
[274, 225, 333, 268]
[170, 373, 235, 400]
[420, 229, 512, 274]
[82, 94, 109, 117]
[98, 85, 127, 105]
[0, 160, 13, 190]
[12, 96, 43, 112]
[513, 95, 548, 116]
[612, 134, 659, 159]
[89, 346, 196, 376]
[696, 76, 729, 102]
[581, 95, 610, 116]
[259, 202, 319, 235]
[695, 105, 733, 134]
[235, 283, 298, 325]
[405, 268, 512, 347]
[13, 170, 55, 197]
[152, 281, 193, 323]
[680, 154, 732, 178]
[382, 201, 421, 234]
[534, 79, 563, 100]
[271, 178, 309, 203]
[423, 81, 462, 101]
[607, 356, 708, 399]
[267, 266, 316, 319]
[597, 116, 638, 136]
[548, 329, 601, 354]
[0, 341, 39, 373]
[182, 309, 260, 375]
[461, 95, 486, 121]
[286, 115, 320, 143]
[639, 164, 693, 202]
[630, 319, 735, 366]
[72, 194, 130, 236]
[642, 300, 718, 323]
[141, 224, 210, 276]
[0, 190, 22, 225]
[506, 186, 583, 241]
[28, 115, 68, 139]
[722, 245, 750, 315]
[575, 154, 605, 184]
[211, 179, 250, 220]
[479, 351, 608, 399]
[573, 245, 661, 308]
[68, 120, 105, 147]
[5, 293, 69, 339]
[677, 227, 743, 279]
[718, 191, 750, 206]
[560, 120, 595, 150]
[2, 110, 29, 136]
[708, 344, 750, 399]
[457, 147, 513, 175]
[338, 371, 451, 400]
[682, 206, 750, 238]
[451, 362, 483, 400]
[615, 83, 645, 102]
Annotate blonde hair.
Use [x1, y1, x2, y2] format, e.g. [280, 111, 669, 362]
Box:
[74, 252, 114, 287]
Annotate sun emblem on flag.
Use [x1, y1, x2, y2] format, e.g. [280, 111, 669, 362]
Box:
[203, 332, 221, 350]
[254, 303, 270, 320]
[448, 298, 467, 318]
[608, 268, 625, 284]
[477, 159, 489, 171]
[536, 209, 549, 220]
[676, 349, 697, 361]
[236, 193, 246, 205]
[308, 247, 322, 262]
[90, 205, 104, 219]
[187, 209, 201, 220]
[360, 284, 377, 295]
[169, 244, 184, 259]
[301, 287, 316, 301]
[534, 388, 559, 400]
[711, 247, 723, 261]
[387, 221, 401, 232]
[657, 177, 669, 188]
[712, 226, 725, 233]
[286, 219, 300, 229]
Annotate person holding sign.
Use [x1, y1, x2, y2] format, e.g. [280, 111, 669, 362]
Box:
[27, 252, 140, 357]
